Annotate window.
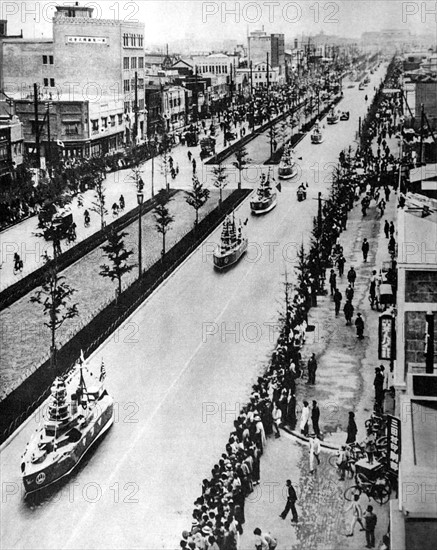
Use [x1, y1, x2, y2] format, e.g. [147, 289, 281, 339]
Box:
[139, 35, 143, 47]
[123, 33, 129, 47]
[50, 78, 55, 87]
[138, 99, 144, 110]
[138, 57, 144, 69]
[131, 78, 136, 89]
[138, 78, 144, 89]
[43, 78, 49, 87]
[64, 123, 79, 135]
[124, 101, 130, 113]
[91, 119, 99, 133]
[123, 57, 129, 70]
[124, 79, 130, 92]
[110, 115, 116, 127]
[101, 117, 108, 128]
[43, 55, 48, 64]
[131, 57, 137, 69]
[118, 113, 123, 125]
[49, 55, 54, 65]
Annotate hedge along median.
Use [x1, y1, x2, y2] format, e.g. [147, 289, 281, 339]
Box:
[0, 190, 178, 313]
[204, 98, 310, 166]
[0, 189, 251, 444]
[264, 95, 343, 165]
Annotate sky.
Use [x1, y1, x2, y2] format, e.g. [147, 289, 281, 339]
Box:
[2, 0, 436, 46]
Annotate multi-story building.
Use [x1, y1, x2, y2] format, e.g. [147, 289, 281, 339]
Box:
[0, 92, 24, 186]
[1, 3, 146, 157]
[415, 77, 437, 130]
[391, 189, 437, 550]
[252, 62, 281, 88]
[248, 30, 285, 76]
[161, 86, 186, 131]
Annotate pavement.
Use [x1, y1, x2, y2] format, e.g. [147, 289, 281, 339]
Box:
[0, 97, 312, 292]
[0, 63, 391, 550]
[238, 164, 397, 550]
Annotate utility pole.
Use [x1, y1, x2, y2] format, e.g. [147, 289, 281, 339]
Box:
[33, 83, 41, 168]
[425, 311, 434, 374]
[134, 71, 139, 145]
[250, 60, 253, 97]
[419, 103, 424, 165]
[266, 52, 270, 92]
[46, 101, 51, 166]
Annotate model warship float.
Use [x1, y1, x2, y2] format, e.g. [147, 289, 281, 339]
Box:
[213, 214, 248, 270]
[250, 171, 279, 216]
[310, 121, 324, 144]
[327, 108, 339, 125]
[278, 144, 298, 179]
[21, 355, 114, 493]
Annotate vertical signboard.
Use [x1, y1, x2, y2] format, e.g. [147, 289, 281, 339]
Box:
[379, 314, 395, 360]
[386, 415, 401, 475]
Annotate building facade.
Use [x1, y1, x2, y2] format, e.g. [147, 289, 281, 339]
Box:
[1, 4, 146, 157]
[248, 30, 285, 75]
[391, 195, 437, 550]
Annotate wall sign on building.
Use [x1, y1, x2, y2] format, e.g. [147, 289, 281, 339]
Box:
[67, 36, 108, 45]
[386, 415, 401, 475]
[378, 313, 396, 360]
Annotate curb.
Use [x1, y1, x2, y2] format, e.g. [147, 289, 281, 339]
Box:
[281, 425, 340, 451]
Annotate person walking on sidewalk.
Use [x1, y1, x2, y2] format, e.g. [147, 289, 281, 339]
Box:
[307, 354, 317, 385]
[347, 266, 357, 288]
[355, 313, 365, 339]
[384, 220, 390, 238]
[329, 269, 337, 295]
[336, 253, 346, 276]
[345, 494, 365, 536]
[309, 434, 320, 474]
[362, 238, 370, 262]
[311, 400, 321, 437]
[334, 288, 342, 316]
[300, 401, 310, 436]
[374, 367, 384, 412]
[389, 221, 395, 237]
[309, 434, 321, 474]
[187, 150, 192, 161]
[345, 283, 354, 303]
[364, 505, 377, 548]
[287, 394, 297, 429]
[279, 480, 298, 523]
[344, 300, 354, 326]
[272, 402, 282, 438]
[346, 411, 358, 444]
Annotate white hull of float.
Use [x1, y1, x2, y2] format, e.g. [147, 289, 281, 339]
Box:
[250, 193, 277, 214]
[22, 398, 114, 494]
[311, 134, 324, 144]
[213, 238, 248, 270]
[278, 165, 297, 179]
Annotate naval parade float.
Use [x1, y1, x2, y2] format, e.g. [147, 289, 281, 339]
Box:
[250, 171, 278, 215]
[278, 144, 298, 179]
[213, 214, 248, 270]
[311, 121, 324, 144]
[327, 107, 340, 125]
[21, 356, 114, 493]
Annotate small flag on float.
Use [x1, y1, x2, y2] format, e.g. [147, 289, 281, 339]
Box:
[276, 181, 282, 193]
[99, 359, 106, 382]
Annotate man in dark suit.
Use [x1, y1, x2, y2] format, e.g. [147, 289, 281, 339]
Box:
[311, 400, 321, 438]
[279, 480, 298, 523]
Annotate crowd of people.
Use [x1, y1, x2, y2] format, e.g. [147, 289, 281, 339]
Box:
[180, 57, 400, 550]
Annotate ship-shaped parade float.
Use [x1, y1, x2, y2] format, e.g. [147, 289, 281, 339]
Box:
[213, 214, 248, 270]
[278, 144, 298, 179]
[250, 171, 278, 215]
[21, 355, 114, 493]
[327, 107, 340, 124]
[311, 120, 324, 144]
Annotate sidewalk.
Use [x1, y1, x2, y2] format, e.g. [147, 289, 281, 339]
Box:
[0, 104, 301, 292]
[238, 188, 397, 550]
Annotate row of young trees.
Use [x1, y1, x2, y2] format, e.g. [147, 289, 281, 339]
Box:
[29, 141, 252, 375]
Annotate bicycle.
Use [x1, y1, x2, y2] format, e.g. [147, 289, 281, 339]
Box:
[328, 453, 355, 479]
[343, 472, 391, 505]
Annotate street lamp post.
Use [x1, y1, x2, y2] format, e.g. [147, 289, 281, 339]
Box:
[137, 191, 144, 279]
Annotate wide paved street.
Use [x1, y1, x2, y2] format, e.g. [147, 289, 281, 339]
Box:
[0, 64, 388, 550]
